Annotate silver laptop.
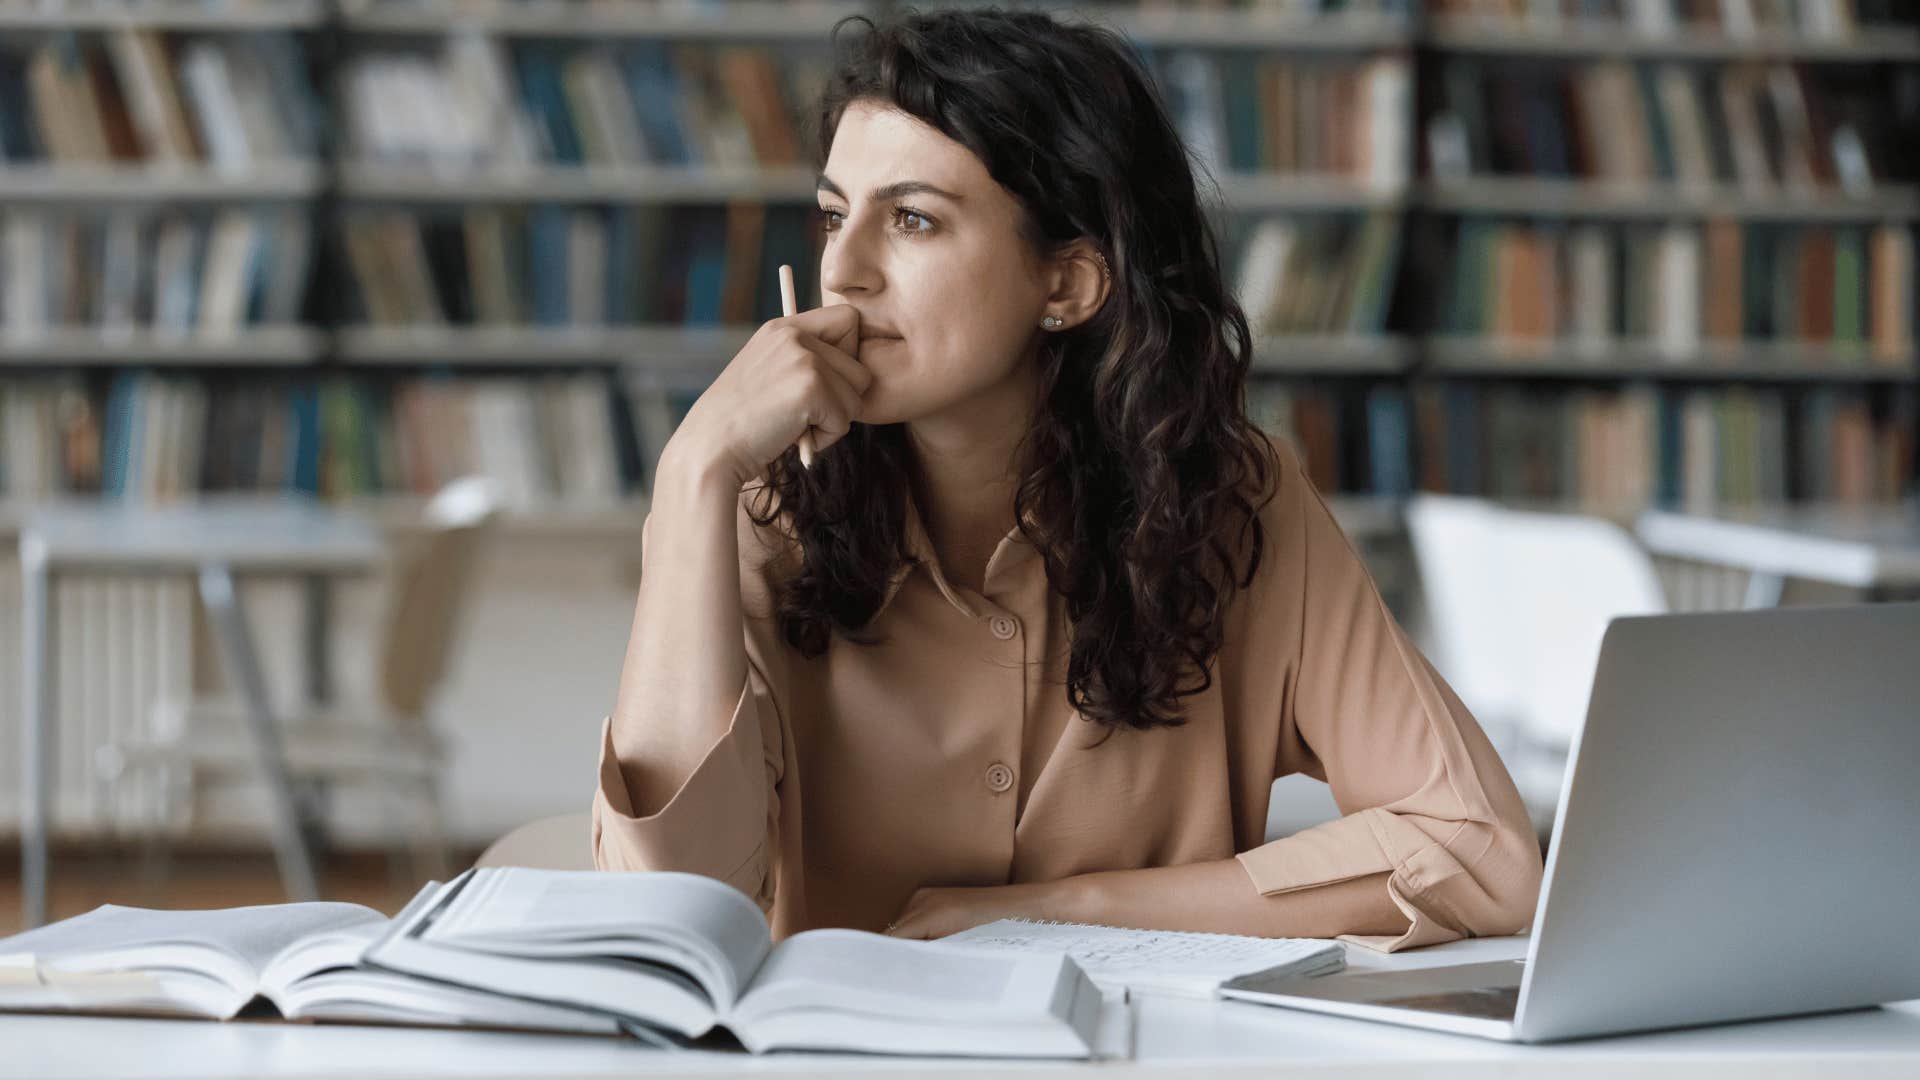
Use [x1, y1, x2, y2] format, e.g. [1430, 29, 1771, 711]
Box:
[1220, 601, 1920, 1043]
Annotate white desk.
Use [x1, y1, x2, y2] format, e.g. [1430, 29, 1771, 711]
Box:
[4, 936, 1919, 1078]
[1635, 502, 1920, 607]
[17, 498, 387, 929]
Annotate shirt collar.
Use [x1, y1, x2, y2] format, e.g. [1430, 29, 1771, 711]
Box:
[879, 481, 1038, 620]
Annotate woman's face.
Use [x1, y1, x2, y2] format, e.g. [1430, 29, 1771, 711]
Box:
[816, 100, 1052, 428]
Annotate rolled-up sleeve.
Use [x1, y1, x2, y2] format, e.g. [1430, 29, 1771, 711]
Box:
[590, 665, 783, 911]
[1234, 438, 1544, 951]
[589, 495, 790, 915]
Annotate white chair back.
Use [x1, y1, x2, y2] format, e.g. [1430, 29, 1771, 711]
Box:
[381, 476, 502, 718]
[1406, 495, 1669, 750]
[1403, 496, 1528, 738]
[1492, 507, 1669, 747]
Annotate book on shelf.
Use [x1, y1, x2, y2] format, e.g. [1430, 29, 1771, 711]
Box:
[1409, 381, 1914, 510]
[1438, 219, 1914, 364]
[339, 202, 819, 330]
[0, 26, 317, 170]
[1428, 0, 1902, 40]
[0, 884, 622, 1035]
[1132, 0, 1413, 13]
[1279, 377, 1920, 510]
[1153, 49, 1409, 191]
[1428, 52, 1903, 197]
[1, 208, 312, 337]
[1249, 380, 1412, 497]
[0, 370, 699, 506]
[1232, 211, 1403, 337]
[340, 38, 827, 174]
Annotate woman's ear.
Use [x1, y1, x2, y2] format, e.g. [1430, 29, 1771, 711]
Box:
[1040, 239, 1112, 331]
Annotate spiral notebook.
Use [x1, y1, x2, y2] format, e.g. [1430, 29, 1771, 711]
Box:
[939, 918, 1346, 1001]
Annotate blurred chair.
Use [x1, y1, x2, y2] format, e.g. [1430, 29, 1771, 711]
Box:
[101, 476, 501, 888]
[475, 812, 593, 871]
[1405, 495, 1668, 837]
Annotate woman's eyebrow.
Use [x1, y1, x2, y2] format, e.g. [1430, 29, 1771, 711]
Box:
[815, 174, 965, 203]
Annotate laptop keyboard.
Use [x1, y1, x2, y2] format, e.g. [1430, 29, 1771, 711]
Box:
[1373, 985, 1521, 1021]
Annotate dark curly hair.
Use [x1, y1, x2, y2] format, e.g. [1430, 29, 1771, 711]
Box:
[748, 4, 1279, 733]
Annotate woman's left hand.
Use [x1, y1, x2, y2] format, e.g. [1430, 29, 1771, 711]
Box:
[881, 880, 1084, 940]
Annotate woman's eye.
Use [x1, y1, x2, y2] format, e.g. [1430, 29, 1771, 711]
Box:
[894, 207, 934, 234]
[813, 207, 935, 236]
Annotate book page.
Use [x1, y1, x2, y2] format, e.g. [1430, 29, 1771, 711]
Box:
[262, 880, 437, 997]
[734, 928, 1079, 1025]
[0, 902, 385, 985]
[419, 868, 770, 1009]
[258, 921, 387, 1000]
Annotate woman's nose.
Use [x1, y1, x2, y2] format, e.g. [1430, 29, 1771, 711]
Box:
[819, 212, 884, 296]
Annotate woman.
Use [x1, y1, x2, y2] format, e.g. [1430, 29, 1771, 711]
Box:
[593, 7, 1542, 953]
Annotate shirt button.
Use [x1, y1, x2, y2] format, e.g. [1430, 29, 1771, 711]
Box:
[984, 762, 1015, 794]
[989, 615, 1018, 640]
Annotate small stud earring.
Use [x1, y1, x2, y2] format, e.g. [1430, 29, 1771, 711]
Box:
[1042, 315, 1063, 329]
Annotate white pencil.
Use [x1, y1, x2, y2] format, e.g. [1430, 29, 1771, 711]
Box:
[778, 264, 815, 469]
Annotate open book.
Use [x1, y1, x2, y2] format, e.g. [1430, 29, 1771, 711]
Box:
[361, 867, 1107, 1058]
[943, 917, 1346, 1000]
[0, 885, 617, 1035]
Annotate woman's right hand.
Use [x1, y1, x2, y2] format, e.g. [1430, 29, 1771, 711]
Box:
[664, 303, 874, 488]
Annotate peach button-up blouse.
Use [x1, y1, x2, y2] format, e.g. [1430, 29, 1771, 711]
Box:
[592, 432, 1543, 952]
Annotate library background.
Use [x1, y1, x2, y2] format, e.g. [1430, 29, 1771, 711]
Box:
[0, 0, 1914, 926]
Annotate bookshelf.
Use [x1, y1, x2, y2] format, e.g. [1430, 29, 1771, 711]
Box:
[1425, 11, 1920, 62]
[336, 0, 872, 41]
[0, 0, 325, 32]
[0, 0, 1912, 523]
[1408, 0, 1917, 512]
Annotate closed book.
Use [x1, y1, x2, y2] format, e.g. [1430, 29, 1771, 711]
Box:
[719, 199, 765, 325]
[714, 48, 798, 166]
[623, 43, 691, 165]
[1869, 224, 1913, 365]
[1797, 229, 1836, 342]
[1365, 384, 1413, 496]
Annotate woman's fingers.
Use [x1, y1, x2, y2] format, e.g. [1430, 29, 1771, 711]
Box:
[796, 329, 874, 396]
[785, 301, 862, 357]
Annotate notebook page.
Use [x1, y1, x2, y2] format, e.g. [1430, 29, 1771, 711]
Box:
[940, 918, 1344, 998]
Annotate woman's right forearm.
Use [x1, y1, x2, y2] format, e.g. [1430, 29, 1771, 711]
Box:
[607, 444, 750, 817]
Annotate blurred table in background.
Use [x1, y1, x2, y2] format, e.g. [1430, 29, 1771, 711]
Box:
[1635, 502, 1920, 608]
[17, 498, 387, 929]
